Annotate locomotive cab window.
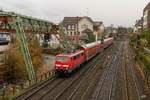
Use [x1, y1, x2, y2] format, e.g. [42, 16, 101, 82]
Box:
[56, 56, 69, 62]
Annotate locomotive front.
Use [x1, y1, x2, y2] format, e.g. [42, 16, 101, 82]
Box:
[55, 55, 72, 74]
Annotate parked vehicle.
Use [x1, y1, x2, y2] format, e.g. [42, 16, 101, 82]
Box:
[55, 37, 114, 75]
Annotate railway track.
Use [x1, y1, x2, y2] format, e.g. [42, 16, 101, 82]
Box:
[122, 42, 129, 100]
[91, 42, 123, 100]
[48, 42, 120, 100]
[124, 41, 142, 100]
[60, 46, 117, 100]
[15, 40, 147, 100]
[73, 47, 119, 100]
[112, 41, 143, 100]
[109, 41, 130, 100]
[40, 43, 117, 100]
[40, 54, 105, 100]
[15, 42, 116, 100]
[15, 76, 58, 100]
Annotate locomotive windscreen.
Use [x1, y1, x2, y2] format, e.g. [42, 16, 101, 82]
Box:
[56, 56, 69, 62]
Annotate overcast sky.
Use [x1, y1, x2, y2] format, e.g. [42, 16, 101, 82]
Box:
[0, 0, 149, 27]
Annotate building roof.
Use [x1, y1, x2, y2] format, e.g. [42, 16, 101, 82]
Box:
[82, 28, 93, 33]
[61, 16, 94, 28]
[94, 21, 103, 27]
[144, 2, 150, 12]
[93, 21, 104, 31]
[135, 17, 143, 27]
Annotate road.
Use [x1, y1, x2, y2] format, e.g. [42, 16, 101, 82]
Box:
[15, 39, 150, 100]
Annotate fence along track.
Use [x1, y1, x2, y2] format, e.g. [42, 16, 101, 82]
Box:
[15, 76, 57, 100]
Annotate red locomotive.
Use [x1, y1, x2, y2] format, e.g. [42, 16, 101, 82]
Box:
[55, 37, 114, 75]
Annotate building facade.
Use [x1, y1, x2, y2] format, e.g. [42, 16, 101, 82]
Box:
[134, 17, 143, 32]
[62, 17, 94, 36]
[143, 2, 150, 28]
[61, 16, 104, 42]
[94, 22, 105, 40]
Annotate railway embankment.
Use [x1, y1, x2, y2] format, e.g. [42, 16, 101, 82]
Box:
[130, 30, 150, 96]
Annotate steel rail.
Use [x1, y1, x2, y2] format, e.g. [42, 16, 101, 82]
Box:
[91, 42, 123, 100]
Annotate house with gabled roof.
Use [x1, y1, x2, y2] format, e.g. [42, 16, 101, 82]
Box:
[61, 16, 95, 42]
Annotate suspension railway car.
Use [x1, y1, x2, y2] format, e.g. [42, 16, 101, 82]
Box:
[0, 37, 9, 45]
[55, 37, 114, 75]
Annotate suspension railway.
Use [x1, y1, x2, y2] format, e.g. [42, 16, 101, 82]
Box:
[0, 11, 73, 82]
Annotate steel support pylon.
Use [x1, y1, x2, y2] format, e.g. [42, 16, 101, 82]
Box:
[13, 16, 36, 82]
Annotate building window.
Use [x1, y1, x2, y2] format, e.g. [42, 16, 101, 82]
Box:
[68, 25, 71, 29]
[81, 24, 88, 29]
[70, 31, 72, 36]
[72, 25, 75, 29]
[67, 31, 70, 35]
[144, 10, 148, 16]
[76, 32, 80, 35]
[74, 31, 76, 35]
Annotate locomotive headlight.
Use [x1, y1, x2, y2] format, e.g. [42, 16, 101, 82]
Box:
[63, 65, 69, 67]
[56, 64, 61, 67]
